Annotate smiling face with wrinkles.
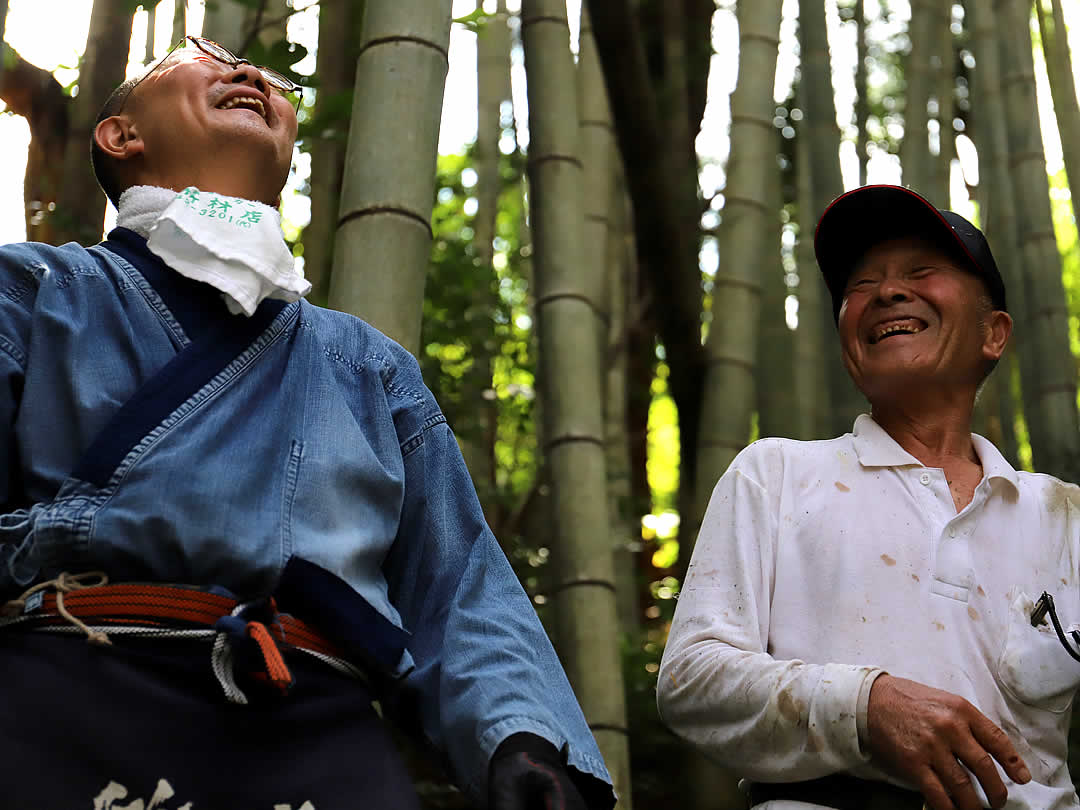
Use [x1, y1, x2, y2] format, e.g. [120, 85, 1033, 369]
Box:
[837, 236, 1012, 405]
[95, 49, 298, 206]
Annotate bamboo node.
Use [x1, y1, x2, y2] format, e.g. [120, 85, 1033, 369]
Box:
[703, 353, 755, 375]
[545, 433, 606, 451]
[520, 14, 570, 30]
[546, 578, 617, 596]
[358, 34, 450, 62]
[337, 205, 434, 239]
[526, 153, 584, 171]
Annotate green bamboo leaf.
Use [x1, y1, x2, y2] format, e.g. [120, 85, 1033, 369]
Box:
[452, 7, 490, 32]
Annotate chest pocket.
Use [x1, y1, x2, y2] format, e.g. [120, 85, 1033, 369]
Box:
[997, 591, 1080, 713]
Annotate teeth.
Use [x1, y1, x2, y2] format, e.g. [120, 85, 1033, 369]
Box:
[218, 96, 266, 118]
[873, 321, 923, 342]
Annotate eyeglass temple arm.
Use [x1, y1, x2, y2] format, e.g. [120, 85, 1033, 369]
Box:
[1031, 591, 1080, 664]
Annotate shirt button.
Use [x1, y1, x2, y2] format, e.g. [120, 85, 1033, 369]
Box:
[949, 528, 957, 538]
[919, 472, 931, 485]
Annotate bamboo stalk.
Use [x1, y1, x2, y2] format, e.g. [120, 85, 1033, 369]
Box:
[305, 0, 362, 305]
[329, 0, 453, 355]
[994, 0, 1080, 480]
[1036, 0, 1080, 208]
[798, 0, 865, 435]
[694, 0, 784, 534]
[522, 0, 632, 802]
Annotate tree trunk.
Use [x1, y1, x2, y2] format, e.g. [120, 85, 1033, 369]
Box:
[995, 0, 1080, 481]
[585, 0, 707, 507]
[793, 119, 836, 440]
[929, 0, 954, 206]
[200, 0, 292, 53]
[692, 0, 783, 546]
[968, 0, 1024, 468]
[249, 0, 290, 50]
[993, 351, 1021, 467]
[0, 0, 10, 84]
[305, 0, 363, 305]
[201, 0, 254, 50]
[475, 0, 513, 277]
[328, 0, 453, 355]
[459, 0, 513, 522]
[1036, 0, 1080, 208]
[52, 0, 135, 245]
[799, 0, 865, 435]
[902, 0, 934, 194]
[585, 12, 638, 640]
[974, 359, 1018, 462]
[521, 0, 632, 802]
[855, 0, 869, 187]
[757, 143, 795, 439]
[145, 3, 157, 64]
[173, 0, 186, 44]
[580, 5, 616, 360]
[607, 176, 640, 639]
[0, 48, 69, 244]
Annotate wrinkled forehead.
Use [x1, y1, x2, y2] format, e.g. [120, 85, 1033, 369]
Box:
[150, 48, 220, 78]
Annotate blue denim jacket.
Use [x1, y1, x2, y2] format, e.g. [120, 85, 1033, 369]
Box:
[0, 230, 612, 802]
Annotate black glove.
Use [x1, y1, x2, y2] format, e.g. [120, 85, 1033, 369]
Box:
[488, 733, 614, 810]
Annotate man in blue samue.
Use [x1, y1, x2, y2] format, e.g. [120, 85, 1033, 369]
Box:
[0, 37, 614, 810]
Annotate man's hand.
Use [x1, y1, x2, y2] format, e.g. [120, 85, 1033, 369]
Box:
[866, 675, 1031, 810]
[488, 733, 610, 810]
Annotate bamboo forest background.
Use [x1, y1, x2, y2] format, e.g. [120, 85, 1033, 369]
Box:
[2, 0, 1080, 806]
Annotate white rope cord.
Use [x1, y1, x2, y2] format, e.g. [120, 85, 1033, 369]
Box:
[1, 571, 112, 645]
[293, 646, 369, 683]
[211, 602, 252, 705]
[33, 624, 216, 640]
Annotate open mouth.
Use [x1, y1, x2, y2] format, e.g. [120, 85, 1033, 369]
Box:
[216, 95, 267, 122]
[869, 318, 925, 344]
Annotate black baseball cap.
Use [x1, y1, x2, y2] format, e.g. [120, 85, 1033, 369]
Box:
[813, 184, 1007, 323]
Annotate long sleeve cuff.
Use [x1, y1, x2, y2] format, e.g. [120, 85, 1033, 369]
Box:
[856, 668, 887, 757]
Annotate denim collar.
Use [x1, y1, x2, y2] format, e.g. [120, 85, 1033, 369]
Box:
[102, 226, 233, 342]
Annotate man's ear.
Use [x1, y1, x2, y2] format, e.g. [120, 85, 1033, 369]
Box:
[94, 115, 143, 161]
[983, 309, 1013, 363]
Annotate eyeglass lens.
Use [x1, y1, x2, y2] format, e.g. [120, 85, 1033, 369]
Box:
[190, 37, 300, 94]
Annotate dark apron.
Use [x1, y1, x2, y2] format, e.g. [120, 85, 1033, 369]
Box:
[0, 631, 421, 808]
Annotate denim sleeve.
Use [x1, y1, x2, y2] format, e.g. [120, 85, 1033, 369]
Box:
[382, 419, 613, 804]
[0, 243, 39, 506]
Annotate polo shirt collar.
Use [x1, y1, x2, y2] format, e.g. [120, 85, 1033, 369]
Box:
[851, 413, 1021, 493]
[971, 432, 1020, 492]
[852, 414, 923, 467]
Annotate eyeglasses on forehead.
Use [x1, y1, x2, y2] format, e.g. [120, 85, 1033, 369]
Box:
[118, 35, 305, 113]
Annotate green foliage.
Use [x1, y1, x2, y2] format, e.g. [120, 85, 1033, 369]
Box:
[646, 363, 680, 512]
[422, 151, 539, 547]
[621, 629, 687, 807]
[452, 7, 492, 34]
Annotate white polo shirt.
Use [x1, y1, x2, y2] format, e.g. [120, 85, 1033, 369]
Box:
[658, 415, 1080, 809]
